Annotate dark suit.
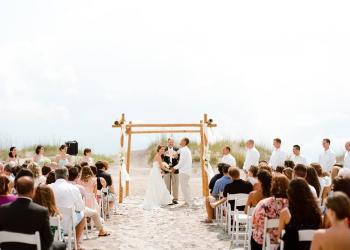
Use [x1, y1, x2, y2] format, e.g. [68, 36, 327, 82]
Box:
[0, 197, 53, 250]
[162, 146, 180, 200]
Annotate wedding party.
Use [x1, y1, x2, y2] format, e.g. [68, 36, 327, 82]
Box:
[1, 0, 350, 249]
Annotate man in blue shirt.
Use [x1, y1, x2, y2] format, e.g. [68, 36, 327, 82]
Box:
[203, 163, 232, 223]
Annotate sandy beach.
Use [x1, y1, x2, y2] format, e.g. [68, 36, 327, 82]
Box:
[83, 152, 231, 250]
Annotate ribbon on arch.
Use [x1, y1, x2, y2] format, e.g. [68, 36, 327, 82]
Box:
[202, 122, 214, 182]
[119, 124, 130, 188]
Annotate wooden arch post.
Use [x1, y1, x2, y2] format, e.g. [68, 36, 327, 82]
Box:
[112, 114, 216, 204]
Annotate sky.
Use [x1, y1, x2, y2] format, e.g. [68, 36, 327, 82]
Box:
[0, 0, 349, 162]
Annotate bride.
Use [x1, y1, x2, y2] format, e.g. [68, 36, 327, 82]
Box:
[143, 145, 173, 210]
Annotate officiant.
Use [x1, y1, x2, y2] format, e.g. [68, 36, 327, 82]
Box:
[162, 137, 180, 204]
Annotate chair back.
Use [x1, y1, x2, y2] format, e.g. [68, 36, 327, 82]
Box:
[298, 229, 315, 241]
[262, 217, 280, 250]
[0, 231, 41, 250]
[49, 215, 62, 241]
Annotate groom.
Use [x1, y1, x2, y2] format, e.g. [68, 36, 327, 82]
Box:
[162, 138, 180, 204]
[172, 137, 192, 206]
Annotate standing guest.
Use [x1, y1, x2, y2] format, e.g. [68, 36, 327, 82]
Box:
[49, 168, 85, 249]
[211, 167, 253, 211]
[246, 165, 259, 189]
[283, 167, 293, 180]
[0, 175, 16, 206]
[245, 169, 272, 213]
[79, 166, 98, 209]
[319, 138, 336, 173]
[220, 146, 236, 167]
[54, 145, 71, 168]
[7, 146, 20, 166]
[306, 167, 322, 197]
[0, 176, 61, 250]
[311, 192, 350, 250]
[279, 178, 322, 250]
[204, 164, 231, 223]
[293, 164, 318, 198]
[269, 138, 287, 170]
[251, 174, 289, 250]
[290, 145, 307, 165]
[344, 141, 350, 169]
[28, 162, 46, 187]
[32, 145, 45, 164]
[243, 139, 260, 172]
[81, 148, 94, 166]
[208, 163, 224, 194]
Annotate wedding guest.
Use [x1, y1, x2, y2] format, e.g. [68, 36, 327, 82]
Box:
[79, 166, 98, 209]
[3, 164, 15, 182]
[344, 141, 350, 169]
[0, 177, 55, 250]
[90, 165, 107, 189]
[319, 138, 336, 172]
[293, 164, 317, 198]
[284, 160, 295, 170]
[311, 163, 329, 191]
[42, 165, 52, 178]
[290, 145, 307, 165]
[28, 162, 46, 187]
[49, 168, 85, 249]
[243, 139, 260, 172]
[283, 167, 293, 180]
[7, 146, 20, 166]
[246, 165, 259, 189]
[220, 146, 236, 167]
[96, 161, 113, 192]
[279, 178, 322, 250]
[269, 138, 287, 170]
[306, 167, 321, 197]
[14, 168, 34, 190]
[245, 169, 272, 213]
[251, 174, 289, 250]
[321, 166, 341, 202]
[32, 145, 45, 164]
[82, 148, 94, 166]
[68, 166, 86, 198]
[54, 145, 71, 168]
[208, 163, 224, 194]
[311, 192, 350, 250]
[0, 175, 16, 206]
[46, 171, 56, 185]
[258, 160, 269, 168]
[333, 177, 350, 198]
[276, 165, 285, 173]
[0, 163, 4, 174]
[211, 167, 253, 211]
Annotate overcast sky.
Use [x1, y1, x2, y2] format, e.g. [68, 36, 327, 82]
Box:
[0, 0, 349, 161]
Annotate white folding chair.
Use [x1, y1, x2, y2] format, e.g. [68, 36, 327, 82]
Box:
[0, 231, 41, 250]
[101, 187, 110, 220]
[245, 206, 255, 250]
[226, 193, 249, 235]
[49, 215, 62, 241]
[58, 206, 78, 250]
[262, 217, 280, 250]
[280, 229, 315, 250]
[231, 196, 249, 247]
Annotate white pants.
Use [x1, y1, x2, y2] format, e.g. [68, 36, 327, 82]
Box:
[84, 207, 103, 231]
[179, 173, 191, 204]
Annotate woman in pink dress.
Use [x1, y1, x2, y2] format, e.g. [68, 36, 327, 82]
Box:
[79, 166, 98, 209]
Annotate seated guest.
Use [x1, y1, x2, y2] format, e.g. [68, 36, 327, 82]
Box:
[54, 145, 71, 168]
[208, 163, 224, 194]
[203, 164, 231, 223]
[247, 165, 259, 189]
[28, 162, 46, 187]
[46, 171, 56, 185]
[251, 174, 289, 250]
[211, 166, 253, 211]
[49, 168, 85, 249]
[284, 160, 295, 169]
[293, 164, 317, 198]
[283, 167, 293, 180]
[79, 166, 98, 209]
[333, 177, 350, 197]
[311, 163, 329, 192]
[322, 165, 341, 200]
[3, 164, 15, 182]
[276, 165, 285, 173]
[42, 165, 52, 178]
[311, 192, 350, 250]
[96, 161, 114, 193]
[306, 167, 321, 197]
[90, 165, 106, 189]
[279, 178, 322, 250]
[81, 148, 94, 166]
[0, 176, 64, 250]
[68, 165, 110, 237]
[245, 169, 272, 213]
[13, 168, 34, 193]
[0, 175, 16, 206]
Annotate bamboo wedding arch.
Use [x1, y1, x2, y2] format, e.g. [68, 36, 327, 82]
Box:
[112, 113, 217, 203]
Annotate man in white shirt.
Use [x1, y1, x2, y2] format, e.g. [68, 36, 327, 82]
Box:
[243, 139, 260, 172]
[319, 138, 336, 172]
[269, 138, 287, 170]
[290, 144, 308, 165]
[220, 146, 236, 167]
[173, 137, 193, 206]
[50, 168, 85, 248]
[343, 141, 350, 169]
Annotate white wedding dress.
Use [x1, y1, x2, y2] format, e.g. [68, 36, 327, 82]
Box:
[142, 161, 173, 210]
